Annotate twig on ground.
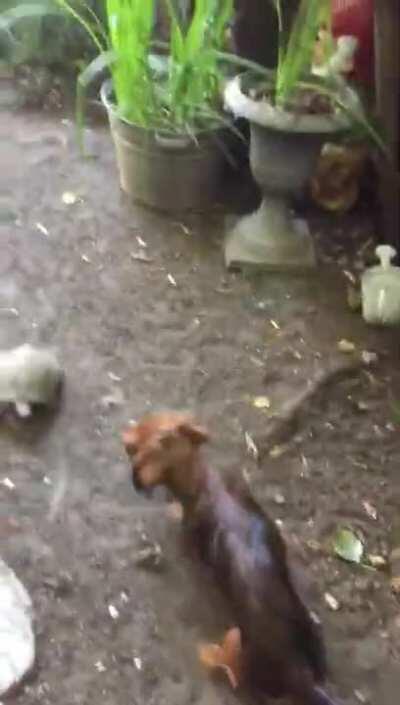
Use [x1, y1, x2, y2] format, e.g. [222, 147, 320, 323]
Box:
[258, 357, 364, 457]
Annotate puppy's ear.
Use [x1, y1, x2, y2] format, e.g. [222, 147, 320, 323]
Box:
[122, 427, 137, 454]
[158, 431, 176, 450]
[178, 419, 209, 445]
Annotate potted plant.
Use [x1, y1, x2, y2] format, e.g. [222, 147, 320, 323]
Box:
[222, 0, 377, 270]
[97, 0, 237, 212]
[2, 0, 238, 212]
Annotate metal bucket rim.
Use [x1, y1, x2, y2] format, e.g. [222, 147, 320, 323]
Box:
[100, 79, 228, 141]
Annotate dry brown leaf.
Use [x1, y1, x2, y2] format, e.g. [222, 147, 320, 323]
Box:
[252, 396, 271, 410]
[337, 339, 356, 353]
[244, 432, 258, 460]
[269, 445, 287, 459]
[363, 500, 378, 520]
[62, 191, 79, 205]
[368, 554, 386, 569]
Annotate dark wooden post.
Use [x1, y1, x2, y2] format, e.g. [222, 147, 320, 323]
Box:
[374, 0, 400, 248]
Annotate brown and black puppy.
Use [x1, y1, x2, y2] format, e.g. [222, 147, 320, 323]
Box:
[122, 412, 339, 705]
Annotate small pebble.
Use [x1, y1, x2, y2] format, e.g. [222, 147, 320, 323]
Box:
[273, 492, 286, 505]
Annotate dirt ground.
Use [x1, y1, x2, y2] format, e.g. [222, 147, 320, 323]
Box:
[1, 107, 400, 705]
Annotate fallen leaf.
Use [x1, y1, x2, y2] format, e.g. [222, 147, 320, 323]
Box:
[244, 432, 258, 460]
[270, 319, 280, 330]
[343, 270, 356, 285]
[307, 539, 322, 553]
[333, 527, 364, 563]
[108, 371, 122, 383]
[363, 500, 378, 520]
[130, 250, 153, 263]
[337, 339, 356, 353]
[62, 191, 79, 205]
[167, 273, 177, 287]
[1, 477, 15, 490]
[355, 401, 370, 412]
[273, 492, 286, 505]
[35, 222, 49, 236]
[269, 445, 287, 459]
[252, 396, 270, 410]
[134, 657, 142, 670]
[0, 307, 19, 316]
[108, 604, 119, 620]
[174, 222, 191, 236]
[367, 554, 386, 569]
[324, 592, 340, 611]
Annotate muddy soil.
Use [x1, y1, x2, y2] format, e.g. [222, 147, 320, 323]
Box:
[1, 108, 400, 705]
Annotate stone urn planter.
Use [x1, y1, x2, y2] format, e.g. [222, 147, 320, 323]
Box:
[223, 77, 355, 270]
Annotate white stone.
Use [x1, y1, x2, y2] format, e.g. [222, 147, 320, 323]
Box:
[0, 558, 35, 696]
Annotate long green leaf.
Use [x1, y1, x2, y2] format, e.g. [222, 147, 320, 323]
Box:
[276, 0, 330, 105]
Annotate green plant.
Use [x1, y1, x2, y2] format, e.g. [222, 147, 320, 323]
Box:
[273, 0, 332, 106]
[105, 0, 156, 124]
[1, 0, 235, 132]
[0, 0, 388, 158]
[101, 0, 234, 131]
[164, 0, 233, 129]
[217, 0, 387, 156]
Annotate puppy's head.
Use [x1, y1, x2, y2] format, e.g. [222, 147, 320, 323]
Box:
[122, 412, 208, 497]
